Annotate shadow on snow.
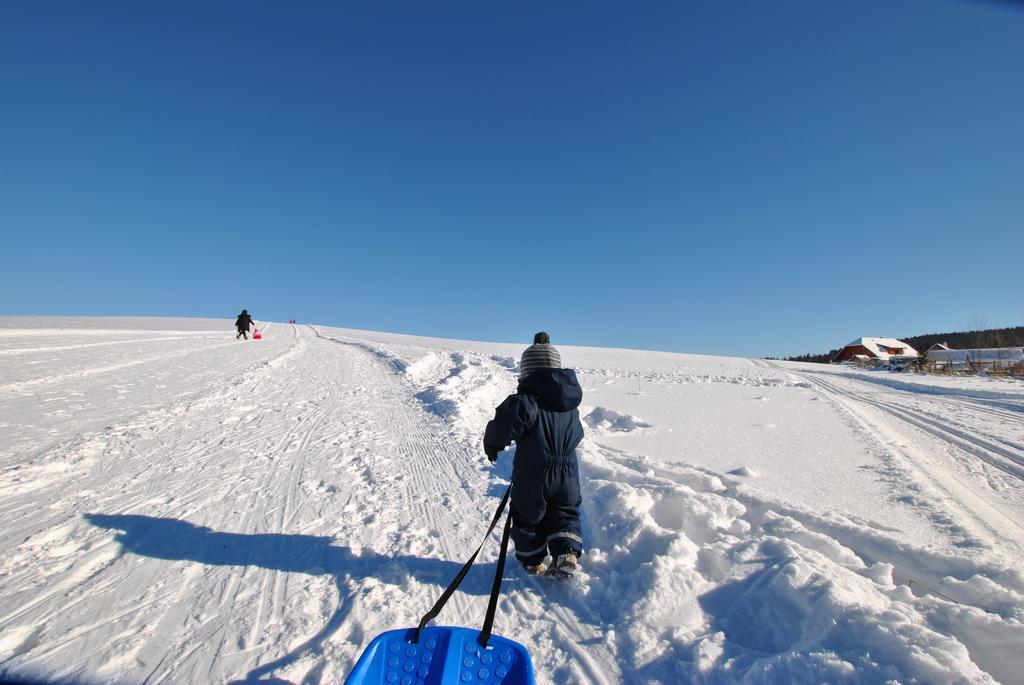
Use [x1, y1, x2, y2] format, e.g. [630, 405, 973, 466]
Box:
[83, 513, 498, 684]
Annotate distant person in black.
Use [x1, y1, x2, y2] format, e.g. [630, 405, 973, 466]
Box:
[235, 309, 256, 340]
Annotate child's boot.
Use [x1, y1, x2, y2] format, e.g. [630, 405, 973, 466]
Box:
[546, 553, 577, 578]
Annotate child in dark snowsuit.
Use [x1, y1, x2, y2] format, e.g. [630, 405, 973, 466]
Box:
[483, 332, 585, 576]
[235, 309, 256, 340]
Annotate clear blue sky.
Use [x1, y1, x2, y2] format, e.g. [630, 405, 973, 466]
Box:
[2, 1, 1022, 358]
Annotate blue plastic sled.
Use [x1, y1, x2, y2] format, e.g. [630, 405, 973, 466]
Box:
[343, 625, 535, 685]
[345, 487, 535, 685]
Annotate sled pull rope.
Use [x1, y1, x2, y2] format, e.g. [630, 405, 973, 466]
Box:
[479, 496, 513, 647]
[413, 485, 512, 644]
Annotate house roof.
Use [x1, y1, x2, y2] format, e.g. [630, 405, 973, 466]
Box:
[842, 337, 919, 359]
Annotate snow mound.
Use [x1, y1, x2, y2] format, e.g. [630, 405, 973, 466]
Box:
[490, 355, 517, 372]
[412, 352, 515, 435]
[575, 446, 1022, 683]
[582, 406, 651, 433]
[403, 350, 449, 384]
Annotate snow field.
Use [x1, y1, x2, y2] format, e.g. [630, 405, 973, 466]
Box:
[1, 319, 1023, 684]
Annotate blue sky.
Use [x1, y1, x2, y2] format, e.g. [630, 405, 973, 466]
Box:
[2, 1, 1022, 358]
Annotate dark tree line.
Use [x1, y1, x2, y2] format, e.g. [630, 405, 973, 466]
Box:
[780, 350, 842, 364]
[777, 326, 1024, 364]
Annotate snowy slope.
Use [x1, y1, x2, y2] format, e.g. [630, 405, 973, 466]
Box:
[1, 318, 1022, 684]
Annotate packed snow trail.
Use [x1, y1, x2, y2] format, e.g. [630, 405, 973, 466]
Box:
[2, 319, 1024, 684]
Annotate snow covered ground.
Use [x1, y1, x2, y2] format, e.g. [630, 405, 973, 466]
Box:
[1, 318, 1022, 684]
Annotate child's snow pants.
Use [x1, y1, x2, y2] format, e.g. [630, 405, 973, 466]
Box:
[510, 452, 583, 566]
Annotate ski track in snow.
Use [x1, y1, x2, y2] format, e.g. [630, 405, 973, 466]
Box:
[2, 321, 1023, 684]
[790, 369, 1024, 544]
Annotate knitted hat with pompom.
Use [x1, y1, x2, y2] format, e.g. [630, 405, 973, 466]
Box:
[519, 331, 561, 378]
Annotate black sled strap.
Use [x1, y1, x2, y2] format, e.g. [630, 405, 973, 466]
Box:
[478, 499, 513, 647]
[413, 485, 512, 643]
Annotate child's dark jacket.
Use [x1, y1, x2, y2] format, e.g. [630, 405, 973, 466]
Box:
[483, 369, 584, 465]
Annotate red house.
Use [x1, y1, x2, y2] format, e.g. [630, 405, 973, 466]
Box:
[834, 337, 919, 363]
